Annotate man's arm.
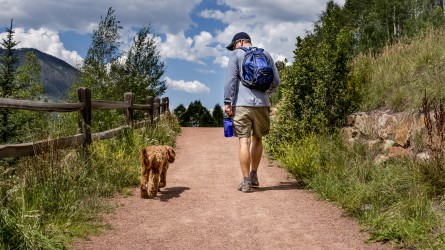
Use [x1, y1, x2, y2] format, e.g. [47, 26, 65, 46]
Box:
[224, 53, 239, 116]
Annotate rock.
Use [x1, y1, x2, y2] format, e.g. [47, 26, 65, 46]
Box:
[345, 114, 356, 126]
[376, 113, 397, 140]
[367, 139, 381, 149]
[394, 113, 414, 148]
[416, 152, 431, 161]
[340, 127, 360, 141]
[374, 154, 390, 165]
[382, 140, 396, 152]
[353, 112, 373, 137]
[388, 146, 413, 158]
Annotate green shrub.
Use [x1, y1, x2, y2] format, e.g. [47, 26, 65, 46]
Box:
[274, 134, 321, 184]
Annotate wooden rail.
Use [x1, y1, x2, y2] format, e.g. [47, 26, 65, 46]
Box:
[0, 87, 169, 159]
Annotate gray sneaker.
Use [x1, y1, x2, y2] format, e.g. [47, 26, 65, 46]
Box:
[237, 181, 253, 192]
[250, 173, 259, 187]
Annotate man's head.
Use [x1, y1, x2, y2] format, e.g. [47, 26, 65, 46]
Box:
[226, 32, 251, 51]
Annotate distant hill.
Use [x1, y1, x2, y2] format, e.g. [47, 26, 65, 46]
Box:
[0, 48, 80, 100]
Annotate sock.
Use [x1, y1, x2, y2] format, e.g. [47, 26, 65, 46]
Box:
[250, 170, 257, 177]
[243, 176, 251, 183]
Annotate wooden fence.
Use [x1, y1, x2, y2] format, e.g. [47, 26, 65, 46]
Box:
[0, 87, 170, 159]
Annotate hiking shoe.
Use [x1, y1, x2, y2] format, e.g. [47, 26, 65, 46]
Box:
[250, 173, 260, 187]
[237, 182, 253, 192]
[250, 175, 259, 187]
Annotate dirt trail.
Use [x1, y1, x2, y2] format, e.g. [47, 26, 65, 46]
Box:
[72, 127, 389, 250]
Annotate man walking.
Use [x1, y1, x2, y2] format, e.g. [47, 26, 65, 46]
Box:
[224, 32, 280, 192]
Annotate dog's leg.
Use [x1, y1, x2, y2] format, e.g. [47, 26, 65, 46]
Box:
[140, 164, 149, 199]
[148, 168, 160, 199]
[159, 163, 168, 188]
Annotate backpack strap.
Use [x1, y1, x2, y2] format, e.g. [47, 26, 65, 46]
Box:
[237, 47, 262, 52]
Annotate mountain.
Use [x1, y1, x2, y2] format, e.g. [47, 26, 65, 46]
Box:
[0, 48, 80, 100]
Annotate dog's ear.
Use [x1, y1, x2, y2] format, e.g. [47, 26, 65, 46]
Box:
[166, 146, 175, 163]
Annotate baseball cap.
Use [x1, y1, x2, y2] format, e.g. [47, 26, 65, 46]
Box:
[226, 32, 251, 51]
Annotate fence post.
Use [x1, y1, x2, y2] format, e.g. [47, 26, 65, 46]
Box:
[162, 97, 170, 114]
[124, 92, 134, 128]
[78, 87, 91, 164]
[78, 88, 92, 145]
[154, 97, 161, 120]
[147, 96, 154, 124]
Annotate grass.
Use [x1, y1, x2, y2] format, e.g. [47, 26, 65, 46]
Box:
[0, 115, 180, 249]
[266, 132, 445, 248]
[350, 27, 445, 111]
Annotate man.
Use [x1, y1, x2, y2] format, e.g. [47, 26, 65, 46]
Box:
[224, 32, 280, 192]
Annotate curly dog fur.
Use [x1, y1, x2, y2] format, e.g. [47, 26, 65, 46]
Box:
[140, 145, 176, 199]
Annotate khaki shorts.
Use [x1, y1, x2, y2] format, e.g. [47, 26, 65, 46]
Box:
[233, 107, 270, 138]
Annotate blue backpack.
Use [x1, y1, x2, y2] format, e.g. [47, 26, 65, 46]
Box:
[238, 47, 274, 91]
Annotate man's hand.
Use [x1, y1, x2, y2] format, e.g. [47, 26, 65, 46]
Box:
[224, 104, 233, 117]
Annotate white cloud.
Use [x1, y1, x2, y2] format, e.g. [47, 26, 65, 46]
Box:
[160, 30, 221, 64]
[165, 77, 210, 93]
[195, 68, 217, 74]
[205, 0, 341, 64]
[0, 27, 83, 67]
[160, 32, 199, 62]
[0, 0, 202, 34]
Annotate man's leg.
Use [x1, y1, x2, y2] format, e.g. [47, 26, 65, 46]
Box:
[250, 136, 263, 172]
[237, 137, 253, 192]
[239, 137, 251, 177]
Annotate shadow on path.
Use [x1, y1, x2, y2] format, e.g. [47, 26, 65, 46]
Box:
[158, 186, 190, 202]
[254, 181, 303, 192]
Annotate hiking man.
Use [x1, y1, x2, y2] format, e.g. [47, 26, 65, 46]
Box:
[223, 32, 281, 192]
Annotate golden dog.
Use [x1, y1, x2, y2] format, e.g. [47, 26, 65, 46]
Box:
[140, 145, 176, 199]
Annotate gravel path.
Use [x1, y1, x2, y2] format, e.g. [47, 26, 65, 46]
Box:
[72, 127, 389, 250]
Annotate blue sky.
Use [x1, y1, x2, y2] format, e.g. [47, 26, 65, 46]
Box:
[0, 0, 344, 110]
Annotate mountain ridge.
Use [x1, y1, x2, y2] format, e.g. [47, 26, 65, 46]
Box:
[0, 47, 80, 100]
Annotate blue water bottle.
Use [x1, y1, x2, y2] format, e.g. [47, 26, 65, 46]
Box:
[224, 117, 233, 137]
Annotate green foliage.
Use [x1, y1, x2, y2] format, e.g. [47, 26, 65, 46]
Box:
[173, 104, 187, 126]
[0, 20, 20, 143]
[174, 100, 218, 127]
[268, 2, 359, 150]
[271, 134, 321, 184]
[69, 7, 123, 132]
[0, 118, 180, 249]
[0, 22, 46, 144]
[69, 8, 167, 132]
[110, 24, 166, 104]
[211, 103, 224, 127]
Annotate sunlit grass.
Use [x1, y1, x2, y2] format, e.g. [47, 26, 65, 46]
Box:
[351, 28, 445, 111]
[266, 132, 445, 248]
[0, 115, 180, 249]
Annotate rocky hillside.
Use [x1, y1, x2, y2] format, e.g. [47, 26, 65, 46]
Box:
[341, 110, 432, 164]
[0, 48, 80, 100]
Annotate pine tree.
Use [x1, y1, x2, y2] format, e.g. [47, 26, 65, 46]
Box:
[173, 104, 187, 126]
[211, 103, 224, 127]
[0, 19, 19, 143]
